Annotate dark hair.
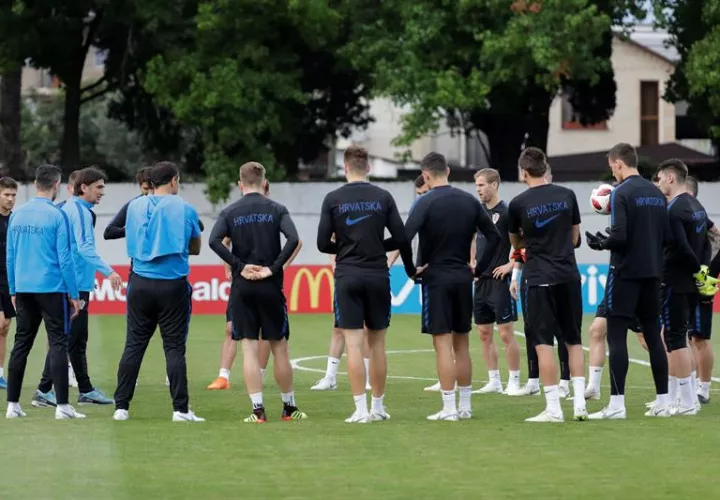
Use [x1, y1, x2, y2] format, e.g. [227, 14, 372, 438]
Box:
[35, 164, 62, 191]
[657, 158, 689, 184]
[68, 170, 81, 185]
[420, 152, 448, 176]
[414, 174, 425, 189]
[73, 167, 107, 196]
[344, 145, 369, 174]
[136, 167, 152, 186]
[150, 161, 180, 187]
[607, 143, 638, 168]
[264, 179, 270, 195]
[239, 162, 266, 187]
[0, 177, 18, 191]
[518, 147, 548, 178]
[475, 168, 500, 185]
[686, 175, 698, 196]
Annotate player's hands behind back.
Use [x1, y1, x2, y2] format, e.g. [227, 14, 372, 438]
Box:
[240, 264, 273, 281]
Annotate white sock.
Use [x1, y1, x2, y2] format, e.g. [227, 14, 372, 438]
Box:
[441, 390, 457, 414]
[488, 370, 500, 383]
[0, 367, 4, 378]
[508, 371, 520, 386]
[218, 368, 230, 380]
[543, 385, 561, 414]
[691, 370, 698, 397]
[371, 394, 385, 414]
[57, 404, 71, 412]
[609, 394, 625, 410]
[7, 402, 19, 411]
[260, 368, 266, 380]
[281, 391, 295, 406]
[527, 378, 540, 390]
[678, 376, 694, 408]
[354, 393, 368, 415]
[656, 393, 670, 407]
[559, 379, 569, 391]
[249, 392, 263, 409]
[572, 377, 585, 409]
[700, 381, 711, 399]
[326, 356, 340, 380]
[588, 366, 603, 391]
[364, 358, 370, 385]
[668, 376, 677, 402]
[458, 386, 472, 412]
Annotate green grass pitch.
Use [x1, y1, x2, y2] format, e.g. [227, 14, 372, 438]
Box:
[2, 313, 720, 499]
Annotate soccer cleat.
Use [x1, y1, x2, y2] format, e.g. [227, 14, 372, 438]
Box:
[427, 410, 459, 421]
[472, 381, 503, 395]
[281, 405, 308, 421]
[31, 390, 57, 408]
[424, 381, 442, 392]
[113, 410, 130, 421]
[78, 389, 114, 405]
[345, 411, 371, 424]
[370, 409, 391, 421]
[310, 377, 337, 391]
[244, 407, 267, 423]
[0, 376, 7, 390]
[671, 405, 698, 417]
[584, 388, 601, 400]
[588, 406, 626, 420]
[165, 376, 170, 386]
[573, 407, 589, 421]
[207, 377, 231, 390]
[508, 383, 541, 396]
[558, 385, 571, 399]
[504, 382, 521, 396]
[6, 404, 26, 419]
[68, 365, 78, 388]
[458, 409, 472, 420]
[525, 410, 564, 423]
[56, 405, 86, 420]
[172, 410, 205, 422]
[645, 399, 657, 409]
[644, 404, 672, 418]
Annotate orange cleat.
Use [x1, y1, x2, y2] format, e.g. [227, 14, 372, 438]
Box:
[207, 377, 230, 390]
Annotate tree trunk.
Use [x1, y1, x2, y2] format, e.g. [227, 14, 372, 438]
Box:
[0, 68, 25, 180]
[474, 113, 527, 181]
[525, 87, 554, 152]
[61, 71, 82, 171]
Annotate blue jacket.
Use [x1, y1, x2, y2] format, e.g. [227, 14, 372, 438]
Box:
[63, 197, 114, 291]
[7, 197, 79, 298]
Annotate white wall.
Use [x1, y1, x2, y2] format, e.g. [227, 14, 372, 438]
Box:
[17, 181, 720, 266]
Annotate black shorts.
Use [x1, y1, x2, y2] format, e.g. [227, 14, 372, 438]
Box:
[230, 279, 289, 341]
[225, 298, 232, 323]
[689, 297, 714, 340]
[595, 296, 642, 333]
[421, 280, 473, 335]
[604, 275, 661, 322]
[334, 274, 390, 331]
[524, 281, 582, 346]
[473, 278, 517, 325]
[660, 285, 698, 351]
[0, 290, 16, 319]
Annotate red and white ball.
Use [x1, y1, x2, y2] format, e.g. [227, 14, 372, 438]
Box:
[590, 184, 614, 215]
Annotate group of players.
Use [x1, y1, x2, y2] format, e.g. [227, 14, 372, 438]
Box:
[0, 141, 718, 423]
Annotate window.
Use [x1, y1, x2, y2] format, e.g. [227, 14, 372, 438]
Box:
[640, 81, 659, 145]
[561, 94, 607, 130]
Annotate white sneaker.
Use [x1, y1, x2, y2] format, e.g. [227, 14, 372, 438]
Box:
[509, 383, 541, 396]
[458, 409, 472, 420]
[645, 399, 657, 409]
[369, 409, 391, 421]
[56, 405, 86, 420]
[558, 385, 571, 399]
[672, 405, 698, 417]
[584, 388, 601, 400]
[424, 381, 442, 392]
[172, 410, 205, 422]
[365, 382, 372, 391]
[427, 410, 459, 421]
[345, 411, 371, 424]
[311, 378, 337, 391]
[6, 404, 26, 419]
[504, 383, 521, 396]
[644, 404, 672, 418]
[472, 381, 503, 394]
[573, 407, 588, 421]
[68, 365, 78, 388]
[113, 409, 130, 421]
[525, 410, 564, 423]
[588, 406, 627, 420]
[165, 376, 170, 386]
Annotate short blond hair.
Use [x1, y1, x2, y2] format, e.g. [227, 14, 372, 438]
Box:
[475, 168, 500, 186]
[239, 162, 266, 187]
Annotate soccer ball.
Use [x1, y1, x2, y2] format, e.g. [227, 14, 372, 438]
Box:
[590, 184, 614, 215]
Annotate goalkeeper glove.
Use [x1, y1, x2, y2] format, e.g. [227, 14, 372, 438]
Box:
[585, 230, 609, 251]
[694, 265, 720, 297]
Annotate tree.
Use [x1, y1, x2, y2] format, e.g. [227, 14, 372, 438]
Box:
[0, 68, 25, 179]
[145, 0, 372, 203]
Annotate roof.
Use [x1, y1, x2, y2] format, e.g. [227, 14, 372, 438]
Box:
[612, 24, 678, 63]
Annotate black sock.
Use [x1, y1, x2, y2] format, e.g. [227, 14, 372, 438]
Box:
[607, 316, 630, 396]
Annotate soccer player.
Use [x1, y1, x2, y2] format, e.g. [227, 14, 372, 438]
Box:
[471, 168, 522, 396]
[210, 162, 305, 423]
[103, 167, 152, 240]
[5, 164, 83, 419]
[33, 167, 122, 407]
[654, 159, 713, 415]
[585, 143, 671, 419]
[0, 177, 18, 390]
[405, 152, 501, 421]
[317, 146, 416, 423]
[113, 161, 205, 422]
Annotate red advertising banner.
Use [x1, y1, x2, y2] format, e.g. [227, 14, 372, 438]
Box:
[90, 265, 335, 314]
